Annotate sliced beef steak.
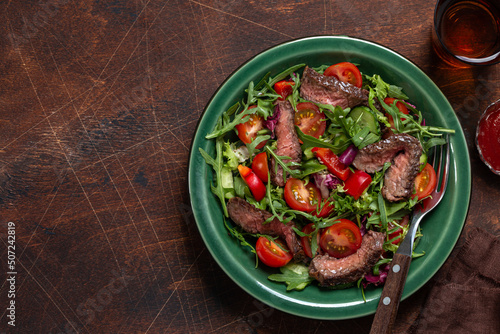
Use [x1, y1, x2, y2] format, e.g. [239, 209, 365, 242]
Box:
[353, 133, 423, 202]
[299, 66, 369, 109]
[227, 197, 303, 259]
[270, 100, 302, 187]
[309, 230, 385, 286]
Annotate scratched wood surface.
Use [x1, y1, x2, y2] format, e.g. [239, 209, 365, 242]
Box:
[0, 0, 499, 333]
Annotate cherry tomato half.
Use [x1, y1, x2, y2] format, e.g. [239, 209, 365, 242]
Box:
[384, 97, 410, 128]
[300, 223, 318, 258]
[412, 163, 437, 200]
[388, 215, 410, 245]
[311, 147, 351, 181]
[235, 106, 267, 149]
[256, 237, 293, 267]
[312, 200, 335, 218]
[284, 178, 322, 212]
[294, 102, 326, 139]
[238, 165, 266, 202]
[274, 79, 295, 100]
[344, 170, 372, 200]
[320, 219, 362, 258]
[251, 152, 269, 183]
[324, 62, 363, 88]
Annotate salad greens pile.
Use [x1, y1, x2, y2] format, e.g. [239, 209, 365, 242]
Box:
[200, 63, 454, 293]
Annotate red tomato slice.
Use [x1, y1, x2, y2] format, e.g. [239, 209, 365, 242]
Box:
[274, 79, 295, 100]
[294, 102, 326, 139]
[238, 165, 266, 201]
[251, 152, 269, 183]
[312, 200, 335, 218]
[320, 219, 362, 258]
[311, 147, 351, 181]
[344, 170, 372, 200]
[388, 215, 410, 245]
[235, 106, 267, 149]
[384, 97, 410, 128]
[256, 237, 293, 267]
[324, 62, 363, 88]
[300, 223, 318, 258]
[412, 163, 437, 200]
[284, 178, 322, 212]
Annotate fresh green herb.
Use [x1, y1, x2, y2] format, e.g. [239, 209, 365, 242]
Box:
[296, 125, 349, 154]
[223, 142, 242, 170]
[246, 134, 271, 157]
[268, 263, 315, 291]
[264, 145, 301, 182]
[223, 218, 258, 266]
[202, 61, 455, 294]
[205, 75, 280, 140]
[357, 278, 366, 302]
[372, 258, 392, 275]
[378, 192, 388, 230]
[363, 74, 409, 100]
[199, 137, 231, 217]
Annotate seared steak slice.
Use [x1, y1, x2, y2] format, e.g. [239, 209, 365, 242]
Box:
[309, 230, 385, 286]
[300, 66, 369, 109]
[227, 197, 303, 258]
[270, 100, 302, 187]
[353, 133, 423, 202]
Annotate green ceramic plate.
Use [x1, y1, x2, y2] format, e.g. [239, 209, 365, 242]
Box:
[188, 36, 471, 320]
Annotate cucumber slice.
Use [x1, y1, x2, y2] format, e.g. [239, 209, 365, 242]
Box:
[349, 106, 379, 134]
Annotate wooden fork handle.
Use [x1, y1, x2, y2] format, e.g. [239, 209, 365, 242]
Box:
[369, 253, 412, 334]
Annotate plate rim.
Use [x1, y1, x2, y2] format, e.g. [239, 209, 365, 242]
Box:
[188, 35, 472, 320]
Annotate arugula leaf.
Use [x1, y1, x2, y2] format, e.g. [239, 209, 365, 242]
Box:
[350, 127, 380, 149]
[311, 64, 330, 73]
[379, 97, 405, 133]
[366, 88, 391, 127]
[205, 105, 250, 139]
[377, 192, 388, 230]
[223, 218, 258, 267]
[199, 137, 229, 217]
[265, 145, 301, 182]
[296, 126, 349, 154]
[268, 64, 305, 89]
[268, 263, 315, 291]
[206, 65, 306, 141]
[246, 134, 271, 157]
[372, 258, 392, 275]
[300, 159, 327, 177]
[364, 74, 409, 100]
[422, 137, 447, 152]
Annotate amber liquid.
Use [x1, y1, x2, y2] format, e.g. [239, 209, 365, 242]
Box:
[435, 0, 500, 65]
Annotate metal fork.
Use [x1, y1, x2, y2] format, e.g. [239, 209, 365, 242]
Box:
[370, 136, 451, 334]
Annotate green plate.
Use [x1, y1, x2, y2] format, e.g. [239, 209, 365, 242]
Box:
[188, 36, 471, 320]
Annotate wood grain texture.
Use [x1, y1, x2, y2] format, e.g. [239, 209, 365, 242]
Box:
[0, 0, 499, 333]
[370, 253, 413, 334]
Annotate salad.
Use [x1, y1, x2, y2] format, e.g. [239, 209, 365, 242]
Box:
[200, 61, 454, 294]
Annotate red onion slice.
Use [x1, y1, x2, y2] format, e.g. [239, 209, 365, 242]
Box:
[338, 144, 358, 166]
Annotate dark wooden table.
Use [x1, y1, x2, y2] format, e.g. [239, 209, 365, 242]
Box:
[1, 1, 499, 333]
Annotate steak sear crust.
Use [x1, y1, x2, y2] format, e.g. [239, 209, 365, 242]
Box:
[227, 197, 303, 259]
[270, 99, 302, 187]
[299, 66, 369, 109]
[353, 133, 423, 202]
[308, 230, 385, 286]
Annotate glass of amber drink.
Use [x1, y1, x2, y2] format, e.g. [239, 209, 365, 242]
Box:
[433, 0, 500, 66]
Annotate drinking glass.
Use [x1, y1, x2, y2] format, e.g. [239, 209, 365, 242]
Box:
[433, 0, 500, 67]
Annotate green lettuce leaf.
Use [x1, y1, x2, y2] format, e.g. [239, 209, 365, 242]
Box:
[268, 263, 315, 291]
